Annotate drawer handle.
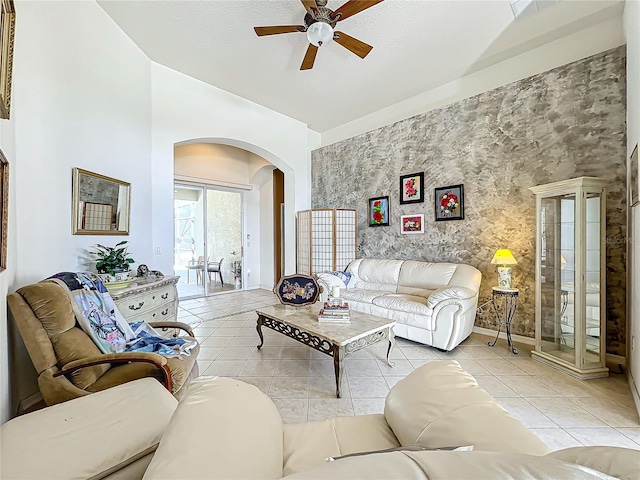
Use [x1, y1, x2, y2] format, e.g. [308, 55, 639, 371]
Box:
[161, 293, 169, 299]
[161, 308, 169, 315]
[129, 302, 144, 311]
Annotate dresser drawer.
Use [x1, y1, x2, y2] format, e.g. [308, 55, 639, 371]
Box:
[116, 286, 176, 317]
[127, 302, 177, 325]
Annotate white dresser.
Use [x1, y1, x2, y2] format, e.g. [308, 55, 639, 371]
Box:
[109, 275, 179, 324]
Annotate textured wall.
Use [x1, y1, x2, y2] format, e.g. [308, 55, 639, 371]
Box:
[311, 47, 627, 355]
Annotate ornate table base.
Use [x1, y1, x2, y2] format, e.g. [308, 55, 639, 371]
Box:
[257, 314, 395, 398]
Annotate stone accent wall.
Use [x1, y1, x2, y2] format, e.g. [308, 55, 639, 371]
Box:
[311, 47, 627, 356]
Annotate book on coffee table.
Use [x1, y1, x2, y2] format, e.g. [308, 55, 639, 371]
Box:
[318, 308, 351, 323]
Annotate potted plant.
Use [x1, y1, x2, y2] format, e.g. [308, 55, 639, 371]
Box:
[91, 241, 136, 281]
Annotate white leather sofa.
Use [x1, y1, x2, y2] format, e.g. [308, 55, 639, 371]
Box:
[3, 362, 638, 480]
[317, 259, 482, 351]
[142, 360, 638, 480]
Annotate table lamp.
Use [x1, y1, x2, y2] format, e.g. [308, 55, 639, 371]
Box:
[491, 249, 518, 289]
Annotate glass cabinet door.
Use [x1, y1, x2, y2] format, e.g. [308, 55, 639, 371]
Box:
[584, 193, 602, 367]
[539, 194, 576, 364]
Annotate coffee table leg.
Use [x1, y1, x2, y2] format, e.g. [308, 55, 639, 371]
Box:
[256, 315, 264, 350]
[333, 345, 345, 398]
[386, 327, 396, 368]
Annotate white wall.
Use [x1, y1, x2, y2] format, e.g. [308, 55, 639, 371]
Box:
[624, 0, 640, 415]
[1, 1, 313, 422]
[150, 64, 311, 279]
[322, 15, 625, 147]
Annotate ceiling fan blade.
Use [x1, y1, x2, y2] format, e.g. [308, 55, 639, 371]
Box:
[333, 31, 373, 58]
[254, 25, 304, 36]
[301, 0, 319, 14]
[332, 0, 384, 22]
[300, 44, 319, 70]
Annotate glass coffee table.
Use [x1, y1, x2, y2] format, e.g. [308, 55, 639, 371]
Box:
[256, 304, 396, 398]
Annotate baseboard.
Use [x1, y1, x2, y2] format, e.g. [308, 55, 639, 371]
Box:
[472, 326, 535, 345]
[258, 284, 274, 291]
[629, 370, 640, 420]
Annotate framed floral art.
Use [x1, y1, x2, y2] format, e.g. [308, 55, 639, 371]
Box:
[400, 214, 424, 234]
[399, 172, 424, 205]
[368, 196, 389, 227]
[434, 184, 464, 221]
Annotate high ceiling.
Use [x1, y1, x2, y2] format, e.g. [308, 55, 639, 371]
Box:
[98, 0, 624, 133]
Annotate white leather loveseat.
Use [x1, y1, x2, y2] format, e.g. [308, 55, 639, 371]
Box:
[143, 360, 638, 480]
[317, 259, 482, 351]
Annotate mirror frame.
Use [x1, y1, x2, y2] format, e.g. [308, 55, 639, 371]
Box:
[72, 168, 131, 235]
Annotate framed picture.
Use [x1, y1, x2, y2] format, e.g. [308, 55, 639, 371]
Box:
[0, 148, 7, 271]
[368, 196, 389, 227]
[399, 172, 424, 204]
[631, 144, 639, 207]
[72, 168, 131, 235]
[0, 0, 15, 119]
[434, 184, 464, 221]
[400, 214, 424, 234]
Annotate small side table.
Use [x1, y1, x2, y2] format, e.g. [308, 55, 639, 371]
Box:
[488, 287, 519, 354]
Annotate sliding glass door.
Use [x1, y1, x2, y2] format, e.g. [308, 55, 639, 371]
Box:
[174, 183, 243, 300]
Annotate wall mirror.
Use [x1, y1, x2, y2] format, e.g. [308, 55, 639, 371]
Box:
[72, 168, 130, 235]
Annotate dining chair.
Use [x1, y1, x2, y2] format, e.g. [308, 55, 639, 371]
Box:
[186, 256, 207, 284]
[207, 258, 224, 286]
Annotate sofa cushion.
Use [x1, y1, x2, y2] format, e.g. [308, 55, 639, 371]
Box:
[372, 294, 432, 316]
[384, 360, 550, 455]
[0, 378, 177, 480]
[281, 451, 613, 480]
[397, 261, 458, 295]
[342, 289, 386, 304]
[546, 446, 640, 480]
[348, 259, 402, 292]
[283, 414, 399, 476]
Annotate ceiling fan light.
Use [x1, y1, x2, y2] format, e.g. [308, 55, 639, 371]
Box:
[306, 21, 333, 47]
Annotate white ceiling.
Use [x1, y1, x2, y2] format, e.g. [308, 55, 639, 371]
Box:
[98, 0, 625, 134]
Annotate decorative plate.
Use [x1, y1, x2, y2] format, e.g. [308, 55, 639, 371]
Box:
[274, 275, 321, 307]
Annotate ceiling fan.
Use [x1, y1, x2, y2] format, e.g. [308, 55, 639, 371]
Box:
[254, 0, 384, 70]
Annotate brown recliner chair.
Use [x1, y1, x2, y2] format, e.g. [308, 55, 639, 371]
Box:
[7, 281, 200, 406]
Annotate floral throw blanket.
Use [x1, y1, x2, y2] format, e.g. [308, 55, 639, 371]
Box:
[48, 272, 196, 357]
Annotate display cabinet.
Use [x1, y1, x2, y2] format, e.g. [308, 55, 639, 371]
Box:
[297, 209, 357, 276]
[529, 177, 608, 379]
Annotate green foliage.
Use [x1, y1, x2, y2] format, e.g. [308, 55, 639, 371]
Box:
[91, 240, 135, 275]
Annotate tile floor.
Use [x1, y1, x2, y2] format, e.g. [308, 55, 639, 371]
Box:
[178, 289, 640, 452]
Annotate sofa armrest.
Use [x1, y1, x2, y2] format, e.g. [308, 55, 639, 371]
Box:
[316, 273, 347, 303]
[546, 446, 640, 480]
[426, 286, 477, 308]
[143, 376, 284, 480]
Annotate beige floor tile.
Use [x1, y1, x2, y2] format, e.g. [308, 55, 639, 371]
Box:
[408, 359, 438, 369]
[370, 344, 406, 361]
[528, 398, 607, 428]
[308, 398, 354, 422]
[221, 320, 247, 328]
[399, 346, 439, 360]
[454, 359, 492, 376]
[383, 376, 406, 389]
[507, 357, 556, 376]
[481, 359, 528, 376]
[309, 375, 347, 399]
[616, 427, 640, 445]
[495, 398, 558, 428]
[202, 360, 246, 377]
[236, 376, 272, 394]
[272, 398, 309, 424]
[474, 375, 519, 398]
[345, 359, 382, 377]
[214, 327, 242, 337]
[570, 397, 640, 427]
[269, 376, 310, 398]
[239, 359, 278, 376]
[276, 360, 311, 377]
[529, 428, 583, 450]
[498, 375, 563, 398]
[216, 346, 254, 361]
[228, 336, 261, 347]
[533, 372, 598, 398]
[248, 346, 282, 360]
[309, 359, 335, 377]
[564, 428, 640, 449]
[352, 398, 386, 415]
[200, 336, 232, 348]
[377, 359, 415, 376]
[348, 376, 390, 398]
[280, 347, 312, 360]
[197, 346, 225, 361]
[196, 360, 213, 374]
